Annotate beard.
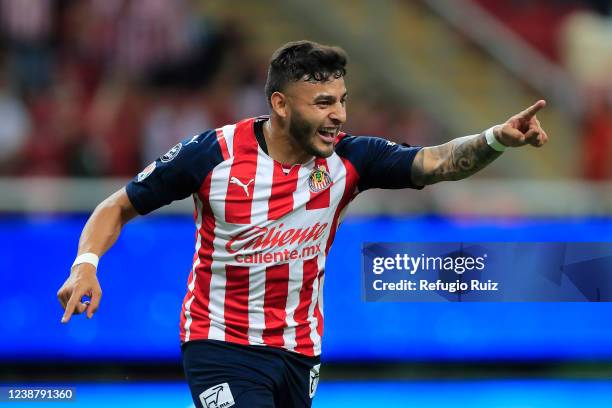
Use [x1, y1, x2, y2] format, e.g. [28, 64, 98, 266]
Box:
[288, 109, 334, 158]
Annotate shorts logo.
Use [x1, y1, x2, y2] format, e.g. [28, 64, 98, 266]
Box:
[308, 166, 332, 193]
[160, 142, 182, 163]
[309, 364, 320, 398]
[199, 382, 235, 408]
[137, 162, 156, 182]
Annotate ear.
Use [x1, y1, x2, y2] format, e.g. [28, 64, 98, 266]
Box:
[270, 91, 289, 118]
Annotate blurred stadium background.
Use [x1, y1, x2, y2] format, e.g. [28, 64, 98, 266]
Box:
[2, 0, 612, 406]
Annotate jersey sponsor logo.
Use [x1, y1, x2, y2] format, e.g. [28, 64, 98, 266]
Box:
[137, 161, 156, 182]
[309, 364, 320, 398]
[235, 243, 322, 264]
[308, 165, 332, 193]
[160, 142, 182, 163]
[229, 176, 255, 197]
[226, 222, 328, 255]
[199, 382, 235, 408]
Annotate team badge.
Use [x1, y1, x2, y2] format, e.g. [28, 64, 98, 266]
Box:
[308, 165, 332, 193]
[160, 142, 182, 163]
[137, 161, 156, 182]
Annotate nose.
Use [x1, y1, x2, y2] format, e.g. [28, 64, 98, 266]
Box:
[329, 102, 346, 125]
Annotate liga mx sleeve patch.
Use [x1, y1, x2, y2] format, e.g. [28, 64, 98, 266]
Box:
[160, 142, 182, 162]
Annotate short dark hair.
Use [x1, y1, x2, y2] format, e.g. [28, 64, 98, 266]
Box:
[264, 40, 348, 106]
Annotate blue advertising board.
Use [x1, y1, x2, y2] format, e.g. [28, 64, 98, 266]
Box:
[2, 214, 612, 362]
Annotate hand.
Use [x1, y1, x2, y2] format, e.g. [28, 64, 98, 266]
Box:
[57, 264, 102, 323]
[494, 100, 549, 148]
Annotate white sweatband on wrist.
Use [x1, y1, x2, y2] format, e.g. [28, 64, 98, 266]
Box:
[72, 253, 99, 269]
[485, 126, 506, 152]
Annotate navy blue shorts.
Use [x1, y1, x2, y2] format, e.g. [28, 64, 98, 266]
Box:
[182, 339, 321, 408]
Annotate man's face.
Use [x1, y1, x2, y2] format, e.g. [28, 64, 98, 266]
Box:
[283, 77, 347, 158]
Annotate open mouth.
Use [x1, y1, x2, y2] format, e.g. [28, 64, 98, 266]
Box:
[317, 128, 337, 143]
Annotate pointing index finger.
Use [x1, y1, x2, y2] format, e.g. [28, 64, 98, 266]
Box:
[518, 99, 546, 120]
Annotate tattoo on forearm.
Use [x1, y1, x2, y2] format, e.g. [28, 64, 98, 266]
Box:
[413, 132, 502, 185]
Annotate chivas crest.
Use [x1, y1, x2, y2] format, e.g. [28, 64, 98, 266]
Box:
[308, 165, 332, 193]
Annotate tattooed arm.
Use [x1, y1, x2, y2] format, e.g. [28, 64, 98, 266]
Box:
[411, 132, 502, 185]
[411, 100, 549, 186]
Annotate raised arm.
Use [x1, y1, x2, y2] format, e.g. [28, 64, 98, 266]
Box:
[411, 100, 549, 186]
[57, 187, 138, 323]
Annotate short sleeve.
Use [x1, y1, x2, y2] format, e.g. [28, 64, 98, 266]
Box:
[334, 135, 423, 191]
[126, 130, 224, 215]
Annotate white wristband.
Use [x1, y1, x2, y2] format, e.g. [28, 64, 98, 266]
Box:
[72, 253, 99, 269]
[485, 126, 506, 152]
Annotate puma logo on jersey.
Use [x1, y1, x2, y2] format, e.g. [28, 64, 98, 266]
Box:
[230, 177, 254, 197]
[185, 134, 200, 145]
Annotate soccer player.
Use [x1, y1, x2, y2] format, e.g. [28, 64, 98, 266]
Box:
[57, 40, 548, 407]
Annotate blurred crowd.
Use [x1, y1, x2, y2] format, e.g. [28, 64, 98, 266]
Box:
[476, 0, 612, 179]
[0, 0, 272, 177]
[0, 0, 437, 178]
[2, 0, 612, 179]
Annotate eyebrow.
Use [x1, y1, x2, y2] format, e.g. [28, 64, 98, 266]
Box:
[313, 92, 348, 102]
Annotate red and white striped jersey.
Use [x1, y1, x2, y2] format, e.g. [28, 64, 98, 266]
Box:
[126, 116, 422, 357]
